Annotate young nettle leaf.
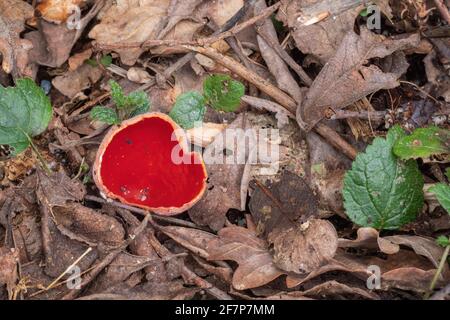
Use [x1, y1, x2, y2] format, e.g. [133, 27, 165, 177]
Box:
[343, 125, 424, 230]
[393, 126, 450, 160]
[169, 91, 206, 129]
[109, 80, 127, 109]
[0, 78, 52, 155]
[127, 91, 150, 117]
[429, 183, 450, 214]
[91, 106, 120, 125]
[203, 74, 245, 112]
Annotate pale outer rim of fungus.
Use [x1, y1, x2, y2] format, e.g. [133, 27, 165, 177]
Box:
[93, 112, 208, 215]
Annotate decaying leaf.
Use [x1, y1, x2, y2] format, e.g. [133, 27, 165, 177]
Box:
[206, 226, 286, 290]
[249, 171, 318, 236]
[269, 219, 338, 274]
[189, 114, 252, 231]
[26, 0, 106, 68]
[298, 28, 420, 131]
[338, 227, 400, 255]
[0, 0, 34, 78]
[89, 0, 204, 65]
[0, 247, 18, 299]
[52, 63, 104, 98]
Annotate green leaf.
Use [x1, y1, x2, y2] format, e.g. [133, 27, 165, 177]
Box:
[203, 74, 245, 112]
[445, 168, 450, 181]
[90, 106, 120, 125]
[343, 125, 424, 230]
[0, 78, 52, 155]
[436, 236, 450, 248]
[100, 55, 113, 67]
[109, 80, 127, 108]
[429, 183, 450, 214]
[393, 126, 450, 160]
[169, 91, 206, 129]
[126, 91, 150, 117]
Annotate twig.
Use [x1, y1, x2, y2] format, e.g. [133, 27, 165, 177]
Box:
[84, 195, 205, 230]
[146, 230, 233, 300]
[186, 45, 298, 114]
[327, 110, 386, 121]
[242, 95, 295, 118]
[257, 31, 312, 86]
[186, 46, 359, 159]
[46, 247, 93, 290]
[433, 0, 450, 24]
[61, 214, 150, 300]
[315, 123, 358, 160]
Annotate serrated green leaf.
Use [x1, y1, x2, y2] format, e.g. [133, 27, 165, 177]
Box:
[203, 74, 245, 112]
[100, 55, 112, 67]
[343, 125, 424, 230]
[0, 78, 52, 154]
[169, 91, 206, 129]
[91, 106, 120, 125]
[127, 91, 150, 117]
[429, 183, 450, 214]
[393, 126, 450, 160]
[436, 236, 450, 247]
[109, 80, 126, 108]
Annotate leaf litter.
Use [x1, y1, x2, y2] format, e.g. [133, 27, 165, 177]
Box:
[0, 0, 449, 301]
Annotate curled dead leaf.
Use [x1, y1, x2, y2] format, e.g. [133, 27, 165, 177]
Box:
[269, 219, 338, 274]
[338, 227, 400, 255]
[206, 226, 286, 290]
[298, 28, 420, 131]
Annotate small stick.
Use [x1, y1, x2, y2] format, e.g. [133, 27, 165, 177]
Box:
[315, 122, 358, 160]
[46, 247, 93, 290]
[146, 230, 233, 300]
[186, 46, 359, 160]
[84, 195, 205, 230]
[425, 244, 450, 299]
[62, 214, 150, 300]
[328, 110, 386, 121]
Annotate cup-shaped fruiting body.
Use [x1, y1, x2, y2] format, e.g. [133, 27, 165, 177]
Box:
[93, 112, 207, 215]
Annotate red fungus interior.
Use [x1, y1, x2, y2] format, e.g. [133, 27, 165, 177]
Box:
[99, 117, 206, 209]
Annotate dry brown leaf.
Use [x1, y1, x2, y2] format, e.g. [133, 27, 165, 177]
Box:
[249, 171, 318, 236]
[186, 123, 227, 148]
[0, 247, 18, 299]
[36, 0, 87, 24]
[52, 63, 104, 98]
[189, 114, 252, 231]
[277, 0, 362, 64]
[89, 0, 204, 65]
[298, 28, 420, 131]
[254, 0, 303, 102]
[0, 0, 34, 78]
[269, 219, 338, 274]
[206, 226, 286, 290]
[68, 48, 93, 71]
[127, 67, 152, 84]
[26, 1, 106, 68]
[306, 131, 351, 216]
[338, 227, 400, 255]
[159, 226, 217, 259]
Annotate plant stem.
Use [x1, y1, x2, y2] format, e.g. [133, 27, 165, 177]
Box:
[27, 136, 51, 175]
[426, 244, 450, 299]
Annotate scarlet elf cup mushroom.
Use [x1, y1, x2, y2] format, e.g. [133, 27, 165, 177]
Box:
[93, 112, 208, 215]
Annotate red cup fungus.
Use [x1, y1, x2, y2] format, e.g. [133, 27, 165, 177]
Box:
[93, 112, 208, 215]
